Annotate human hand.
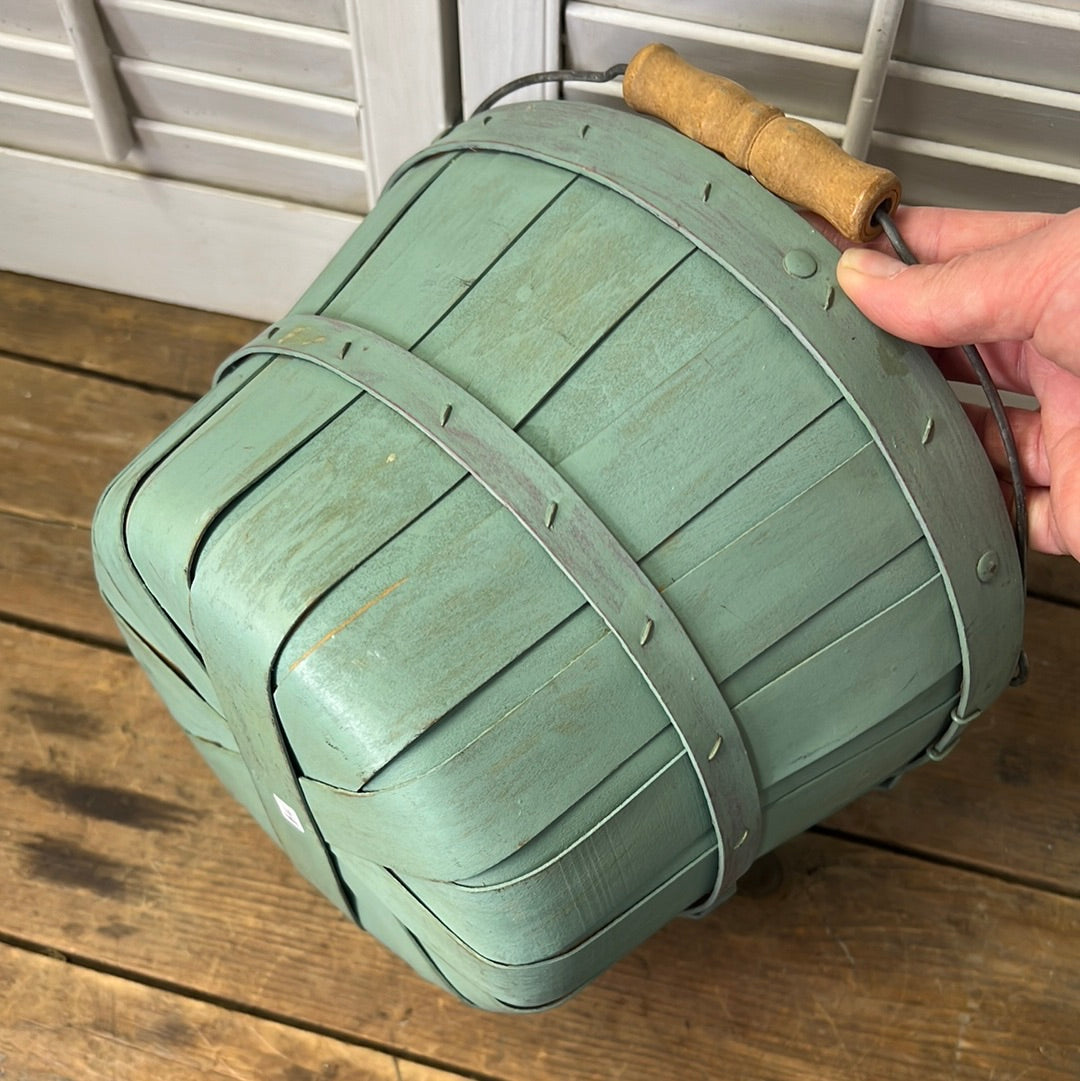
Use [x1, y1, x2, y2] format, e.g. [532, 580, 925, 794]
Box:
[834, 207, 1080, 560]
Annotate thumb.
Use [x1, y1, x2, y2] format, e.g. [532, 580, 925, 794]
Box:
[836, 213, 1080, 368]
[835, 246, 1004, 349]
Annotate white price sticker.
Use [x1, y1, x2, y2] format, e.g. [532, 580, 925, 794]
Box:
[273, 794, 305, 833]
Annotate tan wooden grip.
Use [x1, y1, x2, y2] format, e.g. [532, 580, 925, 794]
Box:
[622, 43, 900, 243]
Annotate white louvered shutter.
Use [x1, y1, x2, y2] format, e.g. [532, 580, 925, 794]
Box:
[557, 0, 1080, 212]
[0, 0, 458, 318]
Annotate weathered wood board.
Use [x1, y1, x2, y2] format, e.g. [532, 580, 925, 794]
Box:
[0, 270, 260, 395]
[1, 620, 1078, 1079]
[1029, 550, 1080, 607]
[0, 352, 189, 526]
[0, 512, 116, 644]
[1, 270, 1079, 1079]
[0, 943, 466, 1081]
[827, 596, 1080, 893]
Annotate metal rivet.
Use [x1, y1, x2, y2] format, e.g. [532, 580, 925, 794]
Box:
[339, 340, 352, 359]
[782, 249, 817, 278]
[707, 735, 723, 761]
[734, 829, 749, 849]
[639, 618, 654, 646]
[976, 550, 999, 582]
[266, 325, 279, 339]
[921, 416, 935, 444]
[702, 182, 712, 203]
[439, 403, 452, 427]
[544, 501, 558, 529]
[822, 284, 834, 310]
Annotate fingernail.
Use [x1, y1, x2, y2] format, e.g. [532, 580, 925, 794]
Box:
[838, 247, 906, 279]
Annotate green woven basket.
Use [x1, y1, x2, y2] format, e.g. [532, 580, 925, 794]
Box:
[92, 100, 1022, 1012]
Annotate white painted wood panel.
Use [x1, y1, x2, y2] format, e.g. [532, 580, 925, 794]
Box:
[1, 1, 355, 98]
[458, 0, 560, 116]
[563, 75, 1080, 214]
[563, 0, 1080, 213]
[118, 59, 363, 156]
[1, 1, 349, 51]
[575, 0, 1080, 84]
[348, 0, 458, 195]
[872, 134, 1080, 212]
[0, 2, 459, 312]
[880, 64, 1080, 169]
[0, 90, 368, 211]
[564, 3, 859, 121]
[3, 0, 357, 98]
[0, 146, 359, 319]
[0, 32, 84, 102]
[570, 0, 873, 49]
[0, 31, 362, 156]
[101, 0, 355, 99]
[57, 0, 136, 162]
[563, 55, 1080, 180]
[0, 0, 64, 39]
[894, 0, 1080, 94]
[183, 0, 347, 31]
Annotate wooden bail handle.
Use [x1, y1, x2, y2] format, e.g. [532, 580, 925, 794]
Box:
[622, 44, 900, 243]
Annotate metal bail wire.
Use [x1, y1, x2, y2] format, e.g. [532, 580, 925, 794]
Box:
[471, 64, 628, 117]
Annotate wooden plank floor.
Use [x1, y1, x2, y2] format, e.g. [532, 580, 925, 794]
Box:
[1, 271, 1078, 1081]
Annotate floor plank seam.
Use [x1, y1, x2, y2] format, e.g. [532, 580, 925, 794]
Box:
[0, 611, 125, 654]
[1, 347, 202, 402]
[812, 823, 1080, 902]
[0, 928, 498, 1081]
[0, 505, 92, 532]
[4, 601, 1075, 904]
[1026, 587, 1080, 612]
[1, 264, 1079, 1076]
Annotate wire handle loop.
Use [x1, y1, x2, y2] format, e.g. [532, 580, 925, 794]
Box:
[472, 64, 628, 117]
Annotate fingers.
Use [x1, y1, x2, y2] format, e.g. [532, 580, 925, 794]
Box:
[836, 209, 1080, 372]
[967, 402, 1080, 559]
[984, 485, 1073, 558]
[932, 341, 1031, 395]
[822, 204, 1080, 561]
[1026, 488, 1075, 559]
[961, 401, 1049, 487]
[1042, 426, 1080, 560]
[801, 206, 1054, 260]
[985, 485, 1070, 558]
[886, 206, 1058, 264]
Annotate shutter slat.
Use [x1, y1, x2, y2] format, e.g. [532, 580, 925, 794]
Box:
[0, 146, 358, 318]
[2, 0, 354, 100]
[0, 90, 367, 212]
[119, 59, 363, 158]
[99, 0, 355, 99]
[0, 33, 84, 103]
[894, 0, 1080, 95]
[881, 64, 1080, 170]
[565, 0, 872, 51]
[182, 0, 346, 32]
[0, 0, 65, 39]
[564, 1, 1080, 214]
[0, 36, 362, 159]
[564, 3, 858, 122]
